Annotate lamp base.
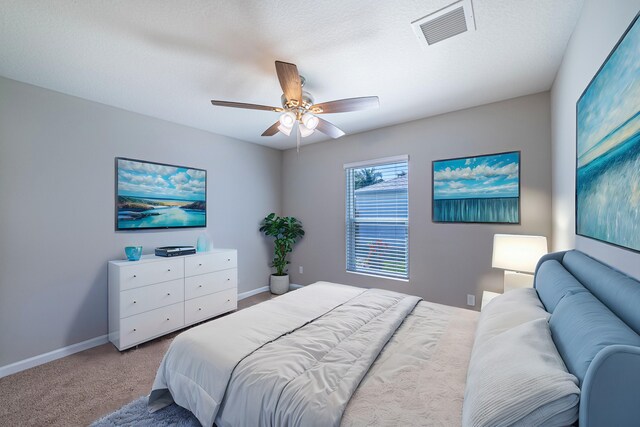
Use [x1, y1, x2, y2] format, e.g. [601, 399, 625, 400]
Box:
[504, 270, 534, 292]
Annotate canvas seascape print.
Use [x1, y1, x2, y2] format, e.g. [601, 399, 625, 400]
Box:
[576, 14, 640, 252]
[116, 158, 206, 230]
[433, 151, 520, 223]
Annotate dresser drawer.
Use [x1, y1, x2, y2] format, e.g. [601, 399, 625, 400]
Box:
[185, 269, 237, 300]
[119, 303, 184, 349]
[118, 258, 184, 291]
[120, 279, 184, 318]
[185, 251, 237, 277]
[185, 288, 237, 325]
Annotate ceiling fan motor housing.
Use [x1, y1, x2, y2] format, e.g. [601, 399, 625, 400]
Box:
[281, 90, 314, 111]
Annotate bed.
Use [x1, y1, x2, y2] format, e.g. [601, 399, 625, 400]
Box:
[148, 250, 640, 427]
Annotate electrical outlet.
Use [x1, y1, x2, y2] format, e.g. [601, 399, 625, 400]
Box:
[467, 294, 476, 306]
[299, 266, 303, 274]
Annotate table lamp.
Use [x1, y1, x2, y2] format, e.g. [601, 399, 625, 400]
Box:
[492, 234, 548, 292]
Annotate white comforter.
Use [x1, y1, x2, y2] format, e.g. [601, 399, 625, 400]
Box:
[149, 282, 420, 427]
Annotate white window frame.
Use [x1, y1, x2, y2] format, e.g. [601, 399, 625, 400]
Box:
[345, 155, 409, 281]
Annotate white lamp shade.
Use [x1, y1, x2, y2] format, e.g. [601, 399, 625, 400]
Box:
[299, 123, 314, 137]
[277, 123, 292, 136]
[279, 111, 296, 127]
[492, 234, 548, 273]
[301, 112, 319, 130]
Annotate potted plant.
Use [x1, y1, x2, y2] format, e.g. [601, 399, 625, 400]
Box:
[259, 213, 305, 294]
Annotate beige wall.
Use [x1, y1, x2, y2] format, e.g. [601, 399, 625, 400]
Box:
[283, 92, 552, 309]
[551, 0, 640, 279]
[0, 77, 282, 367]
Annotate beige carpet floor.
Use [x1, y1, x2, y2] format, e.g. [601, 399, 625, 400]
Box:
[0, 292, 275, 427]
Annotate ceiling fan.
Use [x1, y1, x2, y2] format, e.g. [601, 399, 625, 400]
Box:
[211, 61, 379, 141]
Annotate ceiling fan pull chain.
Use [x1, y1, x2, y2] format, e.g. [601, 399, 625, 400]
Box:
[297, 123, 301, 154]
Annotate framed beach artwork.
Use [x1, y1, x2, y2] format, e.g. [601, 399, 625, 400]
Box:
[432, 151, 520, 224]
[576, 13, 640, 252]
[116, 157, 207, 230]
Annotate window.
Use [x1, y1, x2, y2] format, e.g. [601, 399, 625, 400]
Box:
[345, 156, 409, 280]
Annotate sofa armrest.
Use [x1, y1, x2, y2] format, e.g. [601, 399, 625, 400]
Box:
[580, 345, 640, 427]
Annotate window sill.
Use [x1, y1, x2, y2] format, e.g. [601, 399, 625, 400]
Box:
[346, 270, 409, 282]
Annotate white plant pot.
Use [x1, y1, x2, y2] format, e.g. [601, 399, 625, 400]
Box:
[270, 274, 289, 295]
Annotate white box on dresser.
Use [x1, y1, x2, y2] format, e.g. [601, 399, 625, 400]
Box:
[108, 249, 237, 350]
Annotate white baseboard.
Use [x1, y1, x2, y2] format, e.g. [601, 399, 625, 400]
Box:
[238, 283, 303, 300]
[237, 285, 270, 300]
[1, 284, 307, 379]
[0, 334, 109, 379]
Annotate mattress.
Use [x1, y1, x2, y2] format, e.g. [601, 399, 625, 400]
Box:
[150, 283, 478, 426]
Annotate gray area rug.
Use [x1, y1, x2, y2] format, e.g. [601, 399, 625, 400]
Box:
[91, 396, 199, 427]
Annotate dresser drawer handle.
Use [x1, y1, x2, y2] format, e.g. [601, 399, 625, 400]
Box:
[133, 275, 137, 278]
[133, 300, 137, 304]
[167, 292, 171, 296]
[167, 268, 171, 272]
[227, 278, 230, 281]
[166, 318, 170, 321]
[227, 299, 230, 302]
[133, 328, 137, 332]
[198, 308, 202, 311]
[199, 263, 203, 266]
[227, 258, 231, 262]
[198, 284, 203, 288]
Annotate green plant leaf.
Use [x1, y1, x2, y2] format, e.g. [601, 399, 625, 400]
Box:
[259, 213, 304, 275]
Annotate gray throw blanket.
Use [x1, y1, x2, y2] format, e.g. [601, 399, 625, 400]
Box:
[216, 288, 421, 427]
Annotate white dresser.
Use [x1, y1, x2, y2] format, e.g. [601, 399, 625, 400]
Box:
[108, 249, 237, 350]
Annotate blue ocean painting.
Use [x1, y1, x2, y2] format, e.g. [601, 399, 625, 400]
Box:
[117, 158, 206, 229]
[433, 152, 519, 223]
[576, 16, 640, 251]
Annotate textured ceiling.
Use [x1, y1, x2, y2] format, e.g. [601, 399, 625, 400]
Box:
[0, 0, 584, 149]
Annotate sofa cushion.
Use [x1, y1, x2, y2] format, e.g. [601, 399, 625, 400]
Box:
[563, 250, 640, 334]
[549, 291, 640, 384]
[535, 260, 587, 312]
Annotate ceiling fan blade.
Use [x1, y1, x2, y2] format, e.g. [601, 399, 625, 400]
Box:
[211, 100, 282, 112]
[261, 121, 281, 136]
[316, 118, 345, 139]
[310, 96, 379, 114]
[275, 61, 302, 105]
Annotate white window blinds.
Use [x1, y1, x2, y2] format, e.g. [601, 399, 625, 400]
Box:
[345, 157, 409, 280]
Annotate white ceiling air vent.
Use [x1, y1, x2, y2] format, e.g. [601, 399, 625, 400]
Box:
[411, 0, 476, 46]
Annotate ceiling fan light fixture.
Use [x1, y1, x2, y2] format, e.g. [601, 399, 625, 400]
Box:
[279, 111, 296, 127]
[301, 112, 319, 130]
[211, 61, 378, 142]
[299, 125, 314, 138]
[277, 123, 292, 136]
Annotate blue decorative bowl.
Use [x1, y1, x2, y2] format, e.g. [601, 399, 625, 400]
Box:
[125, 246, 143, 261]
